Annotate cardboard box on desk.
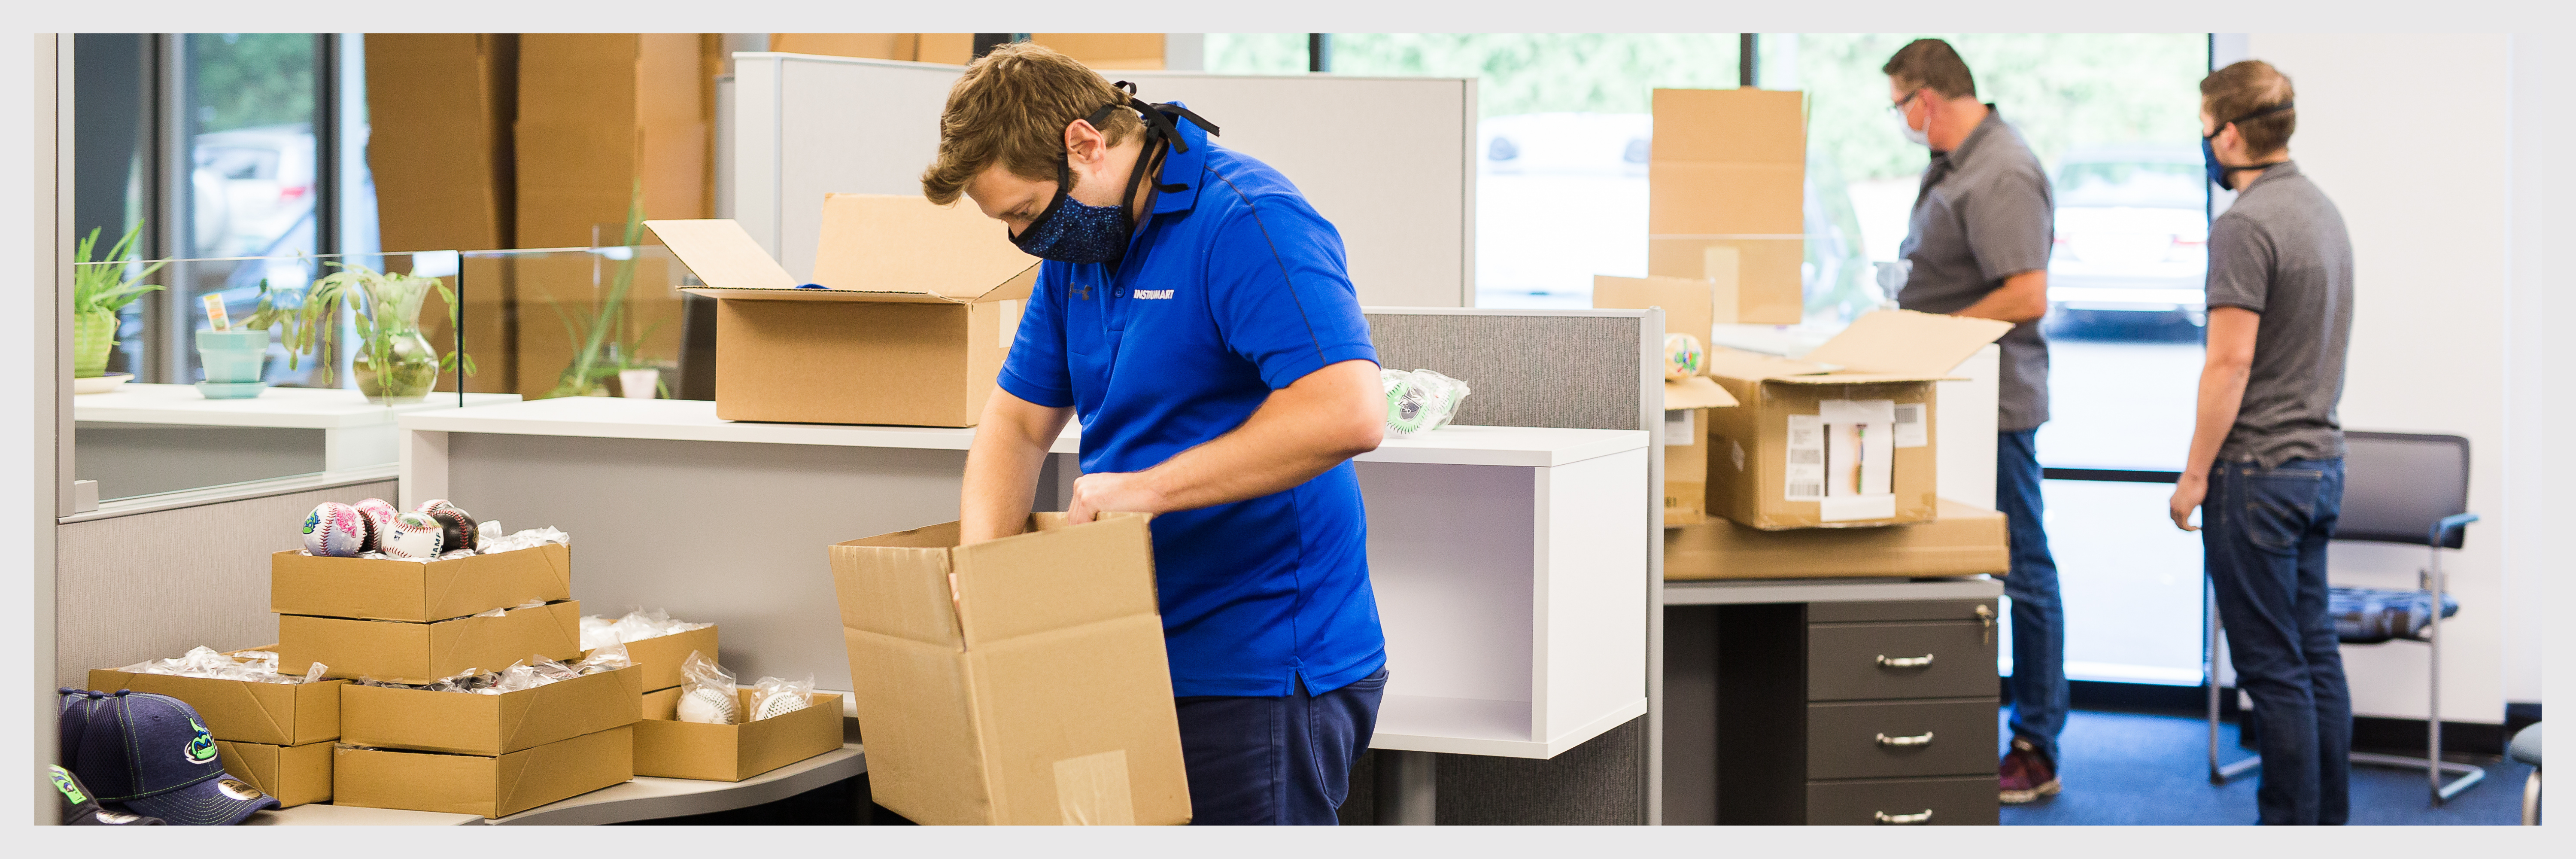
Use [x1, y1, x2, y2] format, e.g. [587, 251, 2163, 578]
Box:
[1703, 311, 2010, 530]
[341, 664, 643, 756]
[1593, 274, 1742, 526]
[334, 725, 634, 819]
[830, 513, 1191, 825]
[1666, 498, 2011, 580]
[1649, 87, 1808, 325]
[270, 542, 571, 623]
[632, 690, 844, 782]
[588, 624, 717, 693]
[214, 739, 333, 808]
[278, 600, 584, 685]
[647, 194, 1041, 427]
[87, 652, 344, 746]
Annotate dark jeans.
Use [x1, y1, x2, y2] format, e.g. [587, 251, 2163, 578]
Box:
[2205, 457, 2351, 825]
[1174, 667, 1387, 825]
[1997, 430, 2068, 765]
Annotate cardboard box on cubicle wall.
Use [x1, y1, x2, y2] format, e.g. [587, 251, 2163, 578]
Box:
[333, 725, 634, 819]
[648, 194, 1042, 427]
[270, 543, 571, 623]
[278, 600, 584, 685]
[1665, 498, 2011, 580]
[1702, 311, 2010, 530]
[214, 740, 334, 808]
[589, 624, 717, 693]
[632, 690, 845, 782]
[1592, 274, 1741, 527]
[340, 664, 643, 756]
[831, 513, 1191, 825]
[1649, 87, 1807, 325]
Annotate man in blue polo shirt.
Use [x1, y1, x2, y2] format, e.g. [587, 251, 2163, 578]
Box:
[920, 43, 1389, 825]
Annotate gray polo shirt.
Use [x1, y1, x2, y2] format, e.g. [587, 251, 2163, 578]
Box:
[2204, 161, 2353, 468]
[1896, 108, 2055, 432]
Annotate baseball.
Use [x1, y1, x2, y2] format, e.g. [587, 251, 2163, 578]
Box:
[1664, 332, 1704, 381]
[425, 506, 478, 556]
[301, 503, 365, 557]
[753, 691, 811, 721]
[677, 688, 737, 725]
[380, 512, 446, 560]
[352, 498, 400, 552]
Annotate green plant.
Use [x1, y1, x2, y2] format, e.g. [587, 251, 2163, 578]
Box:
[72, 225, 167, 316]
[292, 260, 475, 387]
[545, 177, 668, 398]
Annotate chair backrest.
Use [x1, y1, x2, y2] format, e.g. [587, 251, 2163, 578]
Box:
[2337, 431, 2471, 548]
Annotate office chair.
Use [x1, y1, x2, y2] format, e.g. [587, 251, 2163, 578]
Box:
[2509, 722, 2540, 825]
[2204, 431, 2486, 804]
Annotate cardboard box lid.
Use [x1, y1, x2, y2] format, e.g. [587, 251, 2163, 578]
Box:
[830, 513, 1159, 650]
[1707, 310, 2010, 385]
[650, 194, 1039, 305]
[269, 542, 571, 623]
[1665, 375, 1738, 410]
[339, 664, 644, 756]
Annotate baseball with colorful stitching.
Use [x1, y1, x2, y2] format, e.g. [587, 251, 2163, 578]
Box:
[380, 512, 446, 560]
[422, 503, 478, 557]
[352, 498, 400, 552]
[301, 502, 366, 557]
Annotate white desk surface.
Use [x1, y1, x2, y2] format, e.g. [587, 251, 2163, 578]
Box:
[76, 383, 521, 430]
[399, 397, 1646, 468]
[248, 745, 865, 826]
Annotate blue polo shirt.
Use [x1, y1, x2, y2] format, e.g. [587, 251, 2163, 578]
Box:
[995, 110, 1387, 698]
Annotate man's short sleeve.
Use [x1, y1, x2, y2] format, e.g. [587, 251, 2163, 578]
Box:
[2203, 213, 2272, 314]
[1963, 170, 2055, 281]
[1206, 199, 1378, 390]
[996, 263, 1075, 408]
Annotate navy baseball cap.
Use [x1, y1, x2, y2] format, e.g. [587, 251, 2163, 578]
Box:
[54, 765, 165, 825]
[59, 689, 279, 825]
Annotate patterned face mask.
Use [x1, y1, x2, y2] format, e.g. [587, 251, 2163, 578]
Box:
[1007, 85, 1222, 265]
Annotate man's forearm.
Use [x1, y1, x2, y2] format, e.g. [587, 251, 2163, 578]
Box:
[959, 395, 1073, 544]
[2183, 362, 2250, 478]
[1067, 359, 1383, 521]
[1956, 270, 2049, 323]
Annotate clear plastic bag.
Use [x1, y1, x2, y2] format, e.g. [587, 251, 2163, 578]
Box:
[745, 674, 816, 722]
[573, 641, 630, 674]
[675, 650, 738, 725]
[581, 607, 712, 650]
[1380, 368, 1473, 439]
[120, 646, 316, 685]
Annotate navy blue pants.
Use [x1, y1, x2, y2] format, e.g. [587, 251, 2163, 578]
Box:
[1174, 667, 1386, 825]
[2206, 457, 2351, 825]
[1998, 430, 2069, 765]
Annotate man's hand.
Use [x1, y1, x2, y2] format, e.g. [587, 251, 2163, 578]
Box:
[2169, 472, 2207, 532]
[1067, 470, 1169, 524]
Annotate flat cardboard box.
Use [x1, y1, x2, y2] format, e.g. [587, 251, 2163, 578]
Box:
[269, 542, 571, 623]
[1649, 88, 1809, 324]
[334, 725, 634, 819]
[589, 623, 717, 693]
[214, 739, 333, 808]
[1665, 498, 2011, 580]
[340, 664, 643, 756]
[364, 34, 516, 254]
[831, 513, 1191, 825]
[649, 194, 1040, 427]
[1703, 311, 2010, 530]
[278, 600, 583, 685]
[1594, 274, 1741, 527]
[87, 656, 343, 746]
[632, 691, 845, 782]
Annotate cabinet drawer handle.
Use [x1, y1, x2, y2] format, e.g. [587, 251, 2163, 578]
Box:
[1874, 809, 1934, 825]
[1877, 653, 1935, 668]
[1875, 731, 1935, 747]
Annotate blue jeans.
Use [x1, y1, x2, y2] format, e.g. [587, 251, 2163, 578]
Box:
[2205, 458, 2351, 825]
[1997, 430, 2067, 765]
[1174, 667, 1387, 825]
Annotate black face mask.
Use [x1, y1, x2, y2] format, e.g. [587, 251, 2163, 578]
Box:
[1008, 82, 1223, 264]
[2204, 101, 2294, 191]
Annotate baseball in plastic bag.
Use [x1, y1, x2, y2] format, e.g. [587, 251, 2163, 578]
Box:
[745, 674, 816, 722]
[1381, 368, 1471, 438]
[1664, 333, 1704, 381]
[676, 650, 737, 725]
[573, 641, 630, 675]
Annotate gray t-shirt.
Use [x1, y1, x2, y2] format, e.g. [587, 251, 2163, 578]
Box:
[2203, 161, 2353, 467]
[1896, 109, 2055, 432]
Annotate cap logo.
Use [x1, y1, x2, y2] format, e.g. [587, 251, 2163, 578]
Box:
[302, 510, 322, 535]
[49, 767, 88, 804]
[185, 715, 218, 765]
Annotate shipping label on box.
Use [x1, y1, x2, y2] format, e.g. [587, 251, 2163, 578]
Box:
[270, 542, 571, 623]
[1665, 498, 2010, 580]
[340, 664, 643, 756]
[589, 624, 717, 693]
[85, 665, 344, 746]
[633, 691, 844, 782]
[279, 600, 583, 685]
[214, 739, 334, 808]
[333, 725, 634, 819]
[830, 513, 1191, 825]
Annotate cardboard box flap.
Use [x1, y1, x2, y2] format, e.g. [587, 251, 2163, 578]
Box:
[1801, 310, 2011, 378]
[830, 524, 967, 648]
[1702, 346, 1832, 382]
[811, 194, 1042, 302]
[1593, 274, 1735, 343]
[642, 219, 799, 291]
[1664, 375, 1738, 410]
[953, 513, 1159, 647]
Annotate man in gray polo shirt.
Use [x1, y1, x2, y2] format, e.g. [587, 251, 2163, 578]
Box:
[1881, 38, 2066, 804]
[2168, 59, 2355, 826]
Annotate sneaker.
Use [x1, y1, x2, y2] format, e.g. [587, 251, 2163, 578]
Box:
[1998, 737, 2062, 804]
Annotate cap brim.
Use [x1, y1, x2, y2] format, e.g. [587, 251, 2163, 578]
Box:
[118, 774, 278, 825]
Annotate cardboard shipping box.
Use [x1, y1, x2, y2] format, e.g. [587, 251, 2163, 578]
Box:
[649, 194, 1041, 427]
[1593, 274, 1741, 526]
[334, 725, 634, 819]
[270, 543, 571, 623]
[831, 513, 1191, 825]
[589, 623, 718, 693]
[632, 691, 845, 782]
[214, 739, 333, 808]
[1703, 311, 2010, 530]
[1666, 498, 2011, 580]
[341, 664, 643, 756]
[279, 600, 584, 685]
[85, 664, 344, 746]
[1648, 87, 1808, 324]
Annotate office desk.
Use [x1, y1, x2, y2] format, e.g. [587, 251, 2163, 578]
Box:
[73, 383, 517, 500]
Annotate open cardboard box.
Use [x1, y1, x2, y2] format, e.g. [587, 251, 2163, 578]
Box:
[1593, 274, 1741, 527]
[831, 512, 1191, 825]
[1703, 311, 2011, 530]
[278, 600, 583, 685]
[87, 648, 344, 746]
[340, 664, 643, 756]
[586, 623, 717, 693]
[214, 739, 333, 808]
[334, 725, 634, 818]
[270, 542, 571, 623]
[1648, 87, 1808, 325]
[646, 194, 1040, 427]
[632, 690, 844, 782]
[1666, 498, 2011, 580]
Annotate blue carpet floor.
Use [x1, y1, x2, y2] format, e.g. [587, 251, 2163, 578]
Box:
[1998, 709, 2533, 825]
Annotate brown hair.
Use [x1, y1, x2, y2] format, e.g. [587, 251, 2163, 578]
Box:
[2200, 60, 2296, 157]
[1881, 38, 1977, 100]
[919, 42, 1144, 206]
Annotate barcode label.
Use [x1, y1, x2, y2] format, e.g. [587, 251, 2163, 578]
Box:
[1894, 404, 1922, 424]
[1789, 481, 1823, 499]
[1893, 401, 1929, 448]
[1785, 414, 1826, 501]
[1788, 448, 1823, 465]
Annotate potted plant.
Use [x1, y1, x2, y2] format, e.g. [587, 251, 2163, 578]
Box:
[189, 279, 313, 399]
[290, 261, 474, 403]
[547, 178, 672, 399]
[70, 224, 167, 386]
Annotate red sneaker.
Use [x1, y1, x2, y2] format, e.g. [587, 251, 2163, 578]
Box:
[1999, 737, 2061, 804]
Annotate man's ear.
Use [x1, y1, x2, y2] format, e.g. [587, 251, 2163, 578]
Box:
[1065, 119, 1105, 167]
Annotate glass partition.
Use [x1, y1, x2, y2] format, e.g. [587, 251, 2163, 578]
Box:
[454, 245, 702, 401]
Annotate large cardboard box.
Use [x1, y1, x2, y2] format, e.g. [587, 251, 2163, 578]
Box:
[830, 513, 1191, 825]
[1665, 498, 2011, 580]
[214, 739, 333, 808]
[648, 194, 1040, 427]
[340, 664, 643, 756]
[365, 34, 516, 254]
[588, 623, 717, 693]
[1649, 88, 1808, 324]
[88, 655, 344, 746]
[278, 600, 583, 685]
[632, 691, 844, 782]
[1703, 311, 2010, 530]
[1593, 274, 1741, 526]
[334, 725, 634, 819]
[269, 543, 571, 623]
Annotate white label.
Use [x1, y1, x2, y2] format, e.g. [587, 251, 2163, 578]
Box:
[1664, 409, 1696, 446]
[999, 299, 1024, 344]
[1820, 494, 1899, 522]
[1730, 438, 1746, 472]
[1134, 289, 1174, 299]
[1785, 414, 1824, 501]
[1893, 402, 1928, 448]
[1808, 400, 1897, 510]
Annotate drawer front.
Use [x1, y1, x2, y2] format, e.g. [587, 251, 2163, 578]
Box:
[1807, 699, 1996, 780]
[1806, 776, 2000, 825]
[1807, 622, 1998, 701]
[1808, 599, 1997, 624]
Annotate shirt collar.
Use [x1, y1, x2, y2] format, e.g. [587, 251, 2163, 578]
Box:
[2241, 160, 2302, 192]
[1934, 104, 2005, 163]
[1150, 104, 1209, 216]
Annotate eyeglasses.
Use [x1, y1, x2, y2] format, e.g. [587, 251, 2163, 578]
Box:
[1889, 90, 1923, 116]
